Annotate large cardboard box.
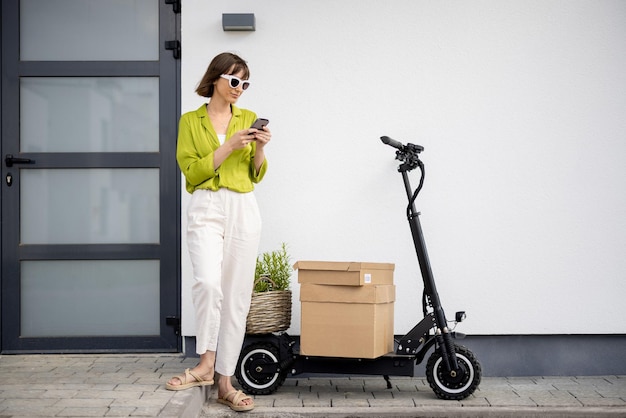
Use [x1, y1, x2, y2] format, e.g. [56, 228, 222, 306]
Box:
[294, 261, 394, 286]
[300, 283, 395, 358]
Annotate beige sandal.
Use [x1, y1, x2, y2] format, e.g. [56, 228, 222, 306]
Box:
[165, 368, 214, 391]
[217, 389, 255, 412]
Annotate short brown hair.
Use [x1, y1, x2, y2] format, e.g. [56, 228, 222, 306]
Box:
[195, 52, 250, 98]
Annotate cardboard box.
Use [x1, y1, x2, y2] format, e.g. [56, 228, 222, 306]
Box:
[300, 283, 395, 358]
[293, 261, 394, 286]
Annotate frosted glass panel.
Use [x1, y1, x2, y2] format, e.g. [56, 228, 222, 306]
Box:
[21, 77, 159, 152]
[20, 0, 158, 61]
[21, 260, 160, 337]
[21, 169, 159, 244]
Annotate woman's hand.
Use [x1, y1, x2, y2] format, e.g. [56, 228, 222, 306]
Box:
[214, 127, 270, 170]
[252, 126, 271, 149]
[252, 126, 270, 174]
[225, 129, 257, 151]
[213, 129, 255, 169]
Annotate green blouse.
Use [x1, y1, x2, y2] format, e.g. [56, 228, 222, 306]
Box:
[176, 104, 268, 194]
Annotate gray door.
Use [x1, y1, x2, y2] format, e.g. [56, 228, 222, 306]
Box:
[1, 0, 181, 352]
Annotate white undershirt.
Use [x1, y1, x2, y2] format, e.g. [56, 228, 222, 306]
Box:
[218, 134, 226, 144]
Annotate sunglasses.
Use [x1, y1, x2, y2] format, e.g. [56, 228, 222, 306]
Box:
[220, 74, 251, 90]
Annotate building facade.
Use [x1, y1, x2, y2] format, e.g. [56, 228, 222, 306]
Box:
[2, 0, 625, 375]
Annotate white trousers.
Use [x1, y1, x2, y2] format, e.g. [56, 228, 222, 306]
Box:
[187, 188, 262, 376]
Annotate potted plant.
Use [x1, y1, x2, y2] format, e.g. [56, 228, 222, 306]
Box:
[253, 242, 292, 292]
[246, 243, 293, 334]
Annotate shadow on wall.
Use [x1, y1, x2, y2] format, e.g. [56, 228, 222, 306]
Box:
[427, 335, 626, 377]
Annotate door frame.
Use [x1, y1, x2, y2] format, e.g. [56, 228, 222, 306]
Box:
[0, 0, 181, 353]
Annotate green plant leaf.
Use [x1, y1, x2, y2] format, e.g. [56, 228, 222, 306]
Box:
[253, 242, 292, 292]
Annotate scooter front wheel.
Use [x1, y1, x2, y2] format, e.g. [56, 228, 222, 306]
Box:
[235, 341, 287, 395]
[425, 344, 481, 400]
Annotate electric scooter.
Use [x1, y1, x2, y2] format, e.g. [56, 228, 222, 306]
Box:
[235, 136, 482, 400]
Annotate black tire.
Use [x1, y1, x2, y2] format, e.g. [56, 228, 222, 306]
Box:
[235, 341, 287, 395]
[425, 344, 482, 400]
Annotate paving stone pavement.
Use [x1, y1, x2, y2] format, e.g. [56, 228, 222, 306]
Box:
[0, 354, 199, 418]
[200, 374, 626, 417]
[0, 354, 625, 417]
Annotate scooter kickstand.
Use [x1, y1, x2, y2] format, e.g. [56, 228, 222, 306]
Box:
[383, 375, 392, 389]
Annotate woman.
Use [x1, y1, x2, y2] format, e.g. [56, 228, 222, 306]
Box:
[167, 52, 270, 413]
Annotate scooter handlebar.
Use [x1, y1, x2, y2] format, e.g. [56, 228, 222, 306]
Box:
[380, 136, 404, 150]
[381, 136, 425, 154]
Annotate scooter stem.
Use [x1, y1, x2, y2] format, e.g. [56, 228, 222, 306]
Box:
[401, 165, 460, 373]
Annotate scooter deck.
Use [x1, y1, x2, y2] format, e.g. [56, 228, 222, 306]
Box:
[290, 350, 416, 377]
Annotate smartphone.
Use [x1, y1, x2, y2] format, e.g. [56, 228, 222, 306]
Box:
[250, 118, 269, 130]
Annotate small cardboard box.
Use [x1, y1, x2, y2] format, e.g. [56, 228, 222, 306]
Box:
[293, 261, 394, 286]
[300, 283, 395, 358]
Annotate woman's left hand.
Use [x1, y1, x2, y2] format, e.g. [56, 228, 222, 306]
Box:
[252, 126, 271, 148]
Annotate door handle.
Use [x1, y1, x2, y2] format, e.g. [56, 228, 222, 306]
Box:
[5, 154, 35, 167]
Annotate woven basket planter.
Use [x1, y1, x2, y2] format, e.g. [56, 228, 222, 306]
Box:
[246, 277, 292, 334]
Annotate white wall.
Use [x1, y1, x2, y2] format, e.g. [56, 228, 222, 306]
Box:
[180, 0, 626, 337]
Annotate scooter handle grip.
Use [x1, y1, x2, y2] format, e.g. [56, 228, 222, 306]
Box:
[380, 136, 404, 150]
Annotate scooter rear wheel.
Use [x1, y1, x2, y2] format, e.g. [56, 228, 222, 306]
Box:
[235, 341, 287, 395]
[425, 344, 481, 400]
